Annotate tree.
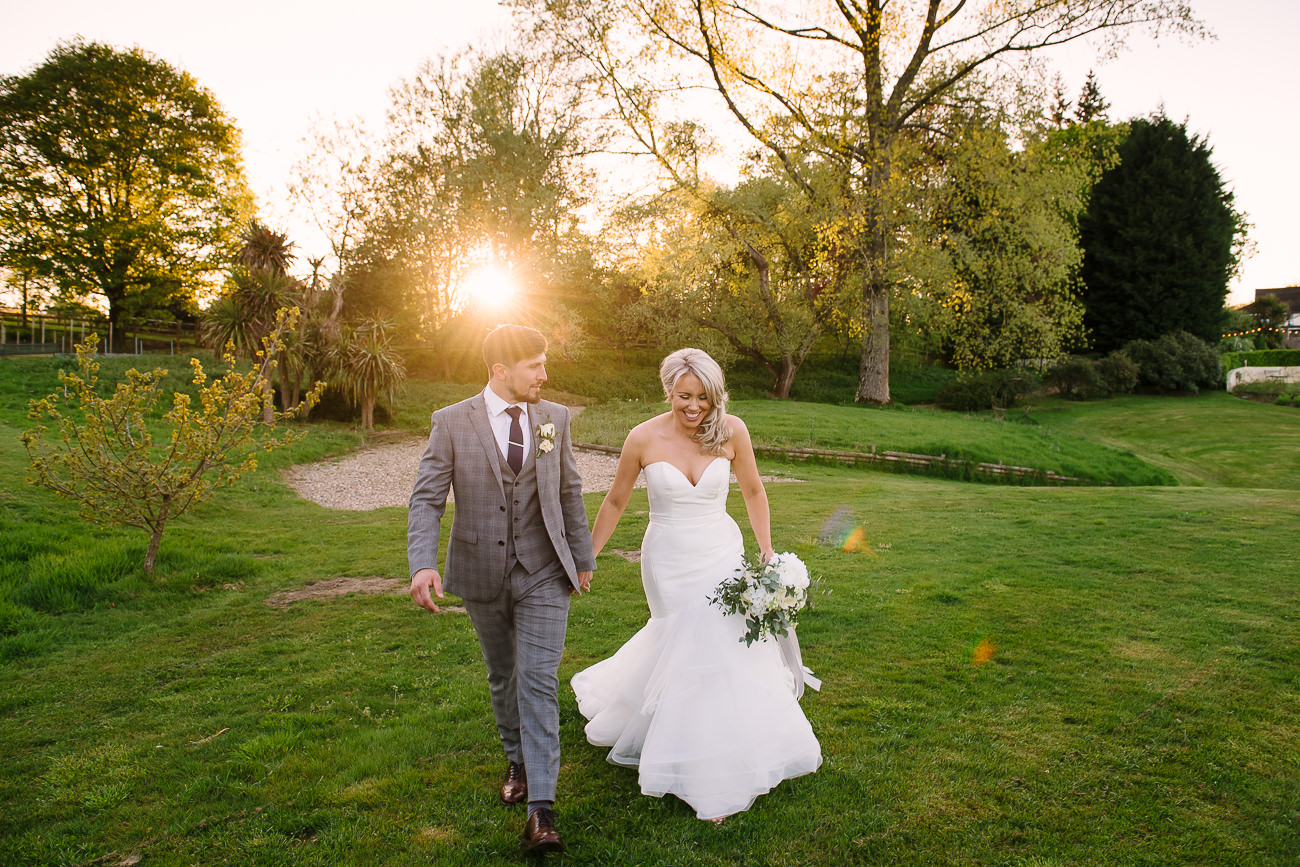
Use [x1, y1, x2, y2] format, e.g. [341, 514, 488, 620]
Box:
[1074, 70, 1111, 124]
[521, 0, 1203, 403]
[341, 47, 600, 346]
[1241, 295, 1289, 349]
[0, 41, 254, 346]
[203, 222, 303, 422]
[619, 165, 839, 397]
[23, 316, 316, 575]
[1079, 115, 1245, 352]
[330, 317, 408, 432]
[1049, 73, 1073, 129]
[927, 120, 1089, 369]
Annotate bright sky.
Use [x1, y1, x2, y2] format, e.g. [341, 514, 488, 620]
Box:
[2, 0, 1294, 306]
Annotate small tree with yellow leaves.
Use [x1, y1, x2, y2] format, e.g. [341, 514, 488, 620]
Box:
[22, 310, 320, 575]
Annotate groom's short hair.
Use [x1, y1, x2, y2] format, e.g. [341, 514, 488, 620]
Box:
[483, 324, 547, 371]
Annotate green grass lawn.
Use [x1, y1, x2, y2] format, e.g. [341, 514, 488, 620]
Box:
[1, 357, 1297, 865]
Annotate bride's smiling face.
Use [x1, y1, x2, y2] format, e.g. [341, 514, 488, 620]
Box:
[670, 372, 711, 432]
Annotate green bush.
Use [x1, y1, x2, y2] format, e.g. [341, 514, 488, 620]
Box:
[935, 369, 1040, 412]
[1096, 351, 1139, 395]
[1121, 331, 1224, 393]
[1044, 356, 1102, 399]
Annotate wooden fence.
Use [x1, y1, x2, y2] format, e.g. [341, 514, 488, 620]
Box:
[0, 308, 200, 356]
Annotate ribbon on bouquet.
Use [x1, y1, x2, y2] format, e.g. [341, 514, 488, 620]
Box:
[776, 629, 822, 700]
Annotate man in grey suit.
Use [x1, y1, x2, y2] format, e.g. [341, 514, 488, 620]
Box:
[408, 324, 595, 854]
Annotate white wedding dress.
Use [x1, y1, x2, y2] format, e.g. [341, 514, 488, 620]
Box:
[571, 457, 822, 820]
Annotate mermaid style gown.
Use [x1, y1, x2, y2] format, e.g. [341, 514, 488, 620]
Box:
[571, 457, 822, 820]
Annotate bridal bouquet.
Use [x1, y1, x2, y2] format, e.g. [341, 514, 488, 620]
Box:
[710, 552, 811, 646]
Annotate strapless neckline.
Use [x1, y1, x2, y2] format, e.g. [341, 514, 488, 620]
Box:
[644, 456, 728, 488]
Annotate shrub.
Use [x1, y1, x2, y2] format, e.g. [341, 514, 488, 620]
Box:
[1096, 351, 1139, 395]
[1044, 356, 1102, 399]
[936, 369, 1040, 412]
[1121, 331, 1223, 394]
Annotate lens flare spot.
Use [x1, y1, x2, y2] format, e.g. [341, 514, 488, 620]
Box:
[842, 526, 875, 555]
[819, 507, 877, 555]
[973, 638, 997, 666]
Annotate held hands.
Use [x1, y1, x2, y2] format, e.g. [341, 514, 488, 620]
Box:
[410, 568, 444, 613]
[573, 570, 593, 595]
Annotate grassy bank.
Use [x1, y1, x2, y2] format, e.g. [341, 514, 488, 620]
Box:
[573, 399, 1175, 486]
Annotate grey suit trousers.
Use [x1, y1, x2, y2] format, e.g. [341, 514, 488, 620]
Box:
[464, 558, 571, 803]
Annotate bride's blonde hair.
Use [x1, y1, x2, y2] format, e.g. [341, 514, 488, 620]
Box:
[660, 348, 731, 454]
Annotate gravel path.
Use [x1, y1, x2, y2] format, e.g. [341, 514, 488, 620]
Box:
[281, 437, 792, 511]
[280, 438, 641, 511]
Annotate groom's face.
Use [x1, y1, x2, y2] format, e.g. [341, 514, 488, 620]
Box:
[496, 352, 548, 404]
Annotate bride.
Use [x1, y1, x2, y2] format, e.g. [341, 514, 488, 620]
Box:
[572, 348, 822, 821]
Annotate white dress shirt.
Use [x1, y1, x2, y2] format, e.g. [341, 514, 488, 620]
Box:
[482, 385, 531, 463]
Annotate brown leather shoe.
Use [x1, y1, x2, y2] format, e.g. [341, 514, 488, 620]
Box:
[521, 807, 563, 853]
[500, 761, 527, 805]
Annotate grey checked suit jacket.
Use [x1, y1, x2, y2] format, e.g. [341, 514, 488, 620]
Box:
[407, 394, 596, 602]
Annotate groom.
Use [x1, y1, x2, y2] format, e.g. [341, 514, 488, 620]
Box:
[408, 324, 595, 853]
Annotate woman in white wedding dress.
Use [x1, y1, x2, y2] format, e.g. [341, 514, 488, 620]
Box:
[572, 348, 821, 821]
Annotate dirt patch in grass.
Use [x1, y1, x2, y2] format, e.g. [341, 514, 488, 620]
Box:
[263, 576, 466, 612]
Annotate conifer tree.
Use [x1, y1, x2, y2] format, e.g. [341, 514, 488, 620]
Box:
[1079, 115, 1243, 352]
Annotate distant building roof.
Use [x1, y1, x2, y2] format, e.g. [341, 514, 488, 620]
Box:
[1256, 287, 1300, 312]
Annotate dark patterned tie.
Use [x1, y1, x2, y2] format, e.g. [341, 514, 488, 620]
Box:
[505, 406, 524, 474]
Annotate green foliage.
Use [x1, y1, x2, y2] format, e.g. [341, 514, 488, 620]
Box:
[1045, 352, 1140, 400]
[934, 369, 1041, 412]
[928, 120, 1088, 370]
[1080, 115, 1245, 352]
[340, 47, 600, 344]
[1044, 356, 1102, 398]
[330, 318, 408, 431]
[526, 0, 1207, 404]
[615, 165, 842, 397]
[1221, 349, 1300, 371]
[1095, 351, 1140, 395]
[22, 319, 317, 574]
[0, 40, 253, 334]
[1121, 331, 1224, 393]
[1239, 295, 1290, 349]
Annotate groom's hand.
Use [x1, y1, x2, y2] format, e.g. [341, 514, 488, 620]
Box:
[410, 568, 444, 613]
[572, 570, 592, 595]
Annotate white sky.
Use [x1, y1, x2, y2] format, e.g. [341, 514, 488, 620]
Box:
[2, 0, 1294, 306]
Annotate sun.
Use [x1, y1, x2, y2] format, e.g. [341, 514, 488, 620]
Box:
[461, 264, 517, 310]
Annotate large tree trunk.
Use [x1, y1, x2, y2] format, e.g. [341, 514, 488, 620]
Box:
[855, 138, 893, 405]
[855, 284, 891, 404]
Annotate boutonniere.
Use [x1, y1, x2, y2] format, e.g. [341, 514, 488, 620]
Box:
[535, 418, 556, 456]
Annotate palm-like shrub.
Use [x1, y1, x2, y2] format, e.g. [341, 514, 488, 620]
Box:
[202, 268, 300, 421]
[332, 318, 407, 431]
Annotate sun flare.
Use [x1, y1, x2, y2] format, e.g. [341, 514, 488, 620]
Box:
[461, 264, 517, 310]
